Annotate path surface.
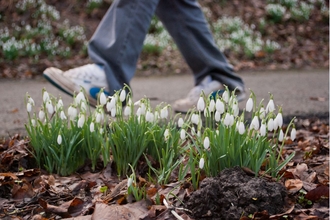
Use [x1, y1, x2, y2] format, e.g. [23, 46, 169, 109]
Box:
[0, 69, 328, 137]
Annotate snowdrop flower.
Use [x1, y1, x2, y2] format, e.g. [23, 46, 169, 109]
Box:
[259, 107, 266, 119]
[27, 102, 32, 112]
[290, 127, 296, 141]
[260, 122, 266, 137]
[216, 99, 225, 113]
[119, 89, 126, 102]
[39, 109, 45, 121]
[180, 129, 186, 140]
[127, 177, 133, 188]
[124, 106, 131, 116]
[96, 111, 102, 123]
[238, 121, 245, 135]
[99, 128, 104, 134]
[215, 111, 221, 122]
[197, 130, 201, 137]
[42, 90, 50, 103]
[278, 129, 284, 142]
[56, 98, 64, 111]
[31, 119, 36, 127]
[199, 158, 205, 169]
[68, 105, 77, 120]
[275, 112, 283, 128]
[111, 107, 117, 117]
[46, 100, 54, 114]
[160, 106, 168, 119]
[223, 113, 232, 127]
[164, 128, 170, 141]
[191, 113, 199, 125]
[140, 103, 146, 116]
[75, 91, 86, 105]
[90, 122, 95, 133]
[266, 98, 275, 113]
[99, 92, 107, 106]
[107, 97, 116, 112]
[60, 111, 67, 120]
[28, 97, 35, 106]
[136, 107, 142, 117]
[146, 111, 154, 122]
[77, 113, 85, 128]
[80, 101, 87, 112]
[178, 118, 184, 127]
[203, 137, 210, 149]
[222, 90, 229, 103]
[233, 101, 239, 116]
[246, 97, 253, 112]
[267, 118, 274, 131]
[197, 96, 205, 111]
[57, 134, 62, 145]
[250, 116, 259, 130]
[209, 99, 215, 112]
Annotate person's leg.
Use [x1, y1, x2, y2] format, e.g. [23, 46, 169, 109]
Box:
[88, 0, 159, 94]
[44, 0, 159, 106]
[155, 0, 244, 92]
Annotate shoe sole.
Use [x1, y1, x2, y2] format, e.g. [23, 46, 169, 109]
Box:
[43, 69, 98, 107]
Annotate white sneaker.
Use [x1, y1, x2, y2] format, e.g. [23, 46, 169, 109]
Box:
[172, 76, 246, 113]
[173, 76, 223, 113]
[43, 64, 109, 106]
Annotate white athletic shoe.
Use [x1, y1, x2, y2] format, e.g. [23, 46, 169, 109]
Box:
[43, 64, 109, 106]
[172, 76, 246, 113]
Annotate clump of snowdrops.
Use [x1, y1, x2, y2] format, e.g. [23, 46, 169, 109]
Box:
[25, 86, 296, 190]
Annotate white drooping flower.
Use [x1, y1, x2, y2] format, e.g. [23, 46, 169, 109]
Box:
[178, 118, 184, 127]
[56, 98, 63, 110]
[278, 129, 284, 142]
[90, 122, 95, 133]
[197, 96, 205, 111]
[160, 106, 168, 119]
[57, 134, 62, 145]
[222, 90, 229, 103]
[215, 110, 221, 122]
[209, 99, 215, 112]
[259, 107, 266, 119]
[111, 107, 117, 117]
[164, 128, 170, 141]
[246, 97, 253, 112]
[39, 109, 45, 121]
[250, 116, 259, 130]
[43, 91, 50, 103]
[80, 101, 87, 112]
[96, 111, 102, 123]
[120, 89, 126, 102]
[31, 119, 36, 127]
[199, 158, 205, 169]
[146, 111, 154, 122]
[60, 111, 67, 120]
[191, 113, 199, 125]
[238, 121, 245, 135]
[99, 92, 107, 106]
[275, 112, 283, 128]
[203, 136, 210, 149]
[68, 105, 77, 120]
[223, 113, 232, 127]
[107, 97, 116, 112]
[260, 122, 267, 137]
[140, 103, 146, 116]
[232, 101, 239, 116]
[124, 106, 131, 116]
[127, 177, 133, 188]
[180, 129, 186, 140]
[290, 128, 296, 141]
[27, 102, 32, 112]
[216, 99, 225, 114]
[267, 118, 274, 131]
[28, 97, 35, 106]
[77, 113, 85, 128]
[266, 98, 275, 113]
[76, 91, 86, 105]
[46, 100, 54, 114]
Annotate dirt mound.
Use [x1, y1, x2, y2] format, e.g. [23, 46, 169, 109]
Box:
[186, 166, 287, 219]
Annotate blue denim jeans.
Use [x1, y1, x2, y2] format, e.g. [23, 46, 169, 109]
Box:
[88, 0, 245, 94]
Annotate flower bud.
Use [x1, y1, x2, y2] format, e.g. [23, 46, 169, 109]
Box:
[290, 128, 296, 141]
[27, 102, 32, 112]
[180, 129, 186, 140]
[197, 96, 205, 111]
[164, 129, 170, 141]
[209, 99, 215, 112]
[278, 129, 284, 142]
[203, 137, 210, 149]
[216, 99, 224, 114]
[127, 177, 133, 188]
[266, 98, 275, 113]
[57, 134, 62, 145]
[275, 112, 283, 128]
[76, 91, 86, 105]
[43, 91, 49, 103]
[222, 90, 229, 103]
[39, 109, 45, 121]
[215, 111, 221, 122]
[124, 106, 131, 116]
[238, 121, 245, 134]
[250, 116, 259, 130]
[267, 118, 274, 131]
[120, 89, 126, 102]
[246, 97, 253, 112]
[260, 122, 266, 137]
[77, 114, 85, 128]
[178, 118, 184, 127]
[46, 100, 54, 114]
[191, 113, 199, 125]
[90, 122, 95, 133]
[160, 106, 168, 119]
[199, 158, 205, 169]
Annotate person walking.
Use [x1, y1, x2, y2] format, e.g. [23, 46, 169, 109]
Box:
[44, 0, 245, 112]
